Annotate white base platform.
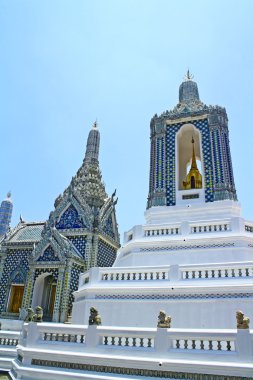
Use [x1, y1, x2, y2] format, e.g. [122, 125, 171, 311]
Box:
[9, 323, 253, 380]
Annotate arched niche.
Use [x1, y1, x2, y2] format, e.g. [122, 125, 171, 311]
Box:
[176, 124, 203, 191]
[32, 273, 56, 321]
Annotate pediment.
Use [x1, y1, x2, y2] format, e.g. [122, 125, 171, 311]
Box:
[56, 204, 86, 230]
[52, 192, 94, 230]
[32, 226, 85, 264]
[37, 245, 60, 262]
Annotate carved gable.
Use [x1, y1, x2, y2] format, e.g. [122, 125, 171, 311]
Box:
[37, 245, 60, 262]
[56, 205, 85, 230]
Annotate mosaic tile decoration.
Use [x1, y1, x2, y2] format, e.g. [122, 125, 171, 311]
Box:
[31, 359, 251, 380]
[66, 236, 87, 260]
[211, 128, 224, 184]
[102, 215, 115, 240]
[166, 124, 181, 206]
[34, 268, 59, 283]
[68, 264, 84, 311]
[56, 205, 86, 230]
[165, 118, 214, 206]
[0, 249, 31, 312]
[140, 242, 235, 252]
[11, 271, 25, 284]
[155, 137, 165, 190]
[211, 127, 237, 201]
[149, 135, 156, 197]
[223, 132, 234, 185]
[95, 292, 253, 300]
[97, 239, 117, 267]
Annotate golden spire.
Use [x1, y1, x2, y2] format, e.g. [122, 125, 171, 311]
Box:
[190, 137, 198, 170]
[182, 137, 202, 190]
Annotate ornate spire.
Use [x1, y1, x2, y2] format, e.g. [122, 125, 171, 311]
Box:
[179, 71, 200, 103]
[0, 192, 13, 236]
[84, 121, 100, 163]
[54, 122, 108, 209]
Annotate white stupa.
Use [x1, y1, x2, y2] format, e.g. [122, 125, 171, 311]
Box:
[72, 72, 253, 329]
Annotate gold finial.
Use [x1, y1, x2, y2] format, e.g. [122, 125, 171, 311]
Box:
[191, 136, 197, 170]
[185, 69, 194, 81]
[93, 120, 97, 129]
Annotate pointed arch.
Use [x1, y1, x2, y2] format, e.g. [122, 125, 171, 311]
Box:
[176, 123, 203, 191]
[7, 268, 26, 313]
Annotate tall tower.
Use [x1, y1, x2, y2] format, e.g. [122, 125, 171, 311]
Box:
[0, 192, 13, 237]
[147, 71, 237, 208]
[73, 74, 253, 333]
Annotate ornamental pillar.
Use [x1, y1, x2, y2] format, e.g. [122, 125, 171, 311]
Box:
[52, 267, 65, 322]
[59, 264, 72, 323]
[22, 268, 35, 310]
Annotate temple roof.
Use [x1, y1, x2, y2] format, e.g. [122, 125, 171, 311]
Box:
[5, 222, 45, 243]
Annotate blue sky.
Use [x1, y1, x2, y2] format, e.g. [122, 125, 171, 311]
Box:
[0, 0, 253, 239]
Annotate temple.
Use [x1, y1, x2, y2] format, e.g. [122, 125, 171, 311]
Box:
[0, 122, 120, 322]
[2, 74, 253, 379]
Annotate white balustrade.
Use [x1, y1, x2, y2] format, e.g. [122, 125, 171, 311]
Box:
[11, 323, 253, 380]
[169, 331, 235, 352]
[21, 323, 87, 346]
[18, 323, 251, 360]
[181, 264, 253, 280]
[79, 262, 253, 286]
[0, 331, 20, 346]
[98, 327, 155, 349]
[101, 268, 169, 281]
[191, 223, 230, 234]
[144, 227, 180, 237]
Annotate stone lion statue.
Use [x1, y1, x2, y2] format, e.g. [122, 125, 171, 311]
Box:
[25, 308, 35, 322]
[88, 307, 102, 325]
[236, 310, 250, 329]
[24, 306, 43, 322]
[157, 310, 171, 328]
[33, 306, 43, 322]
